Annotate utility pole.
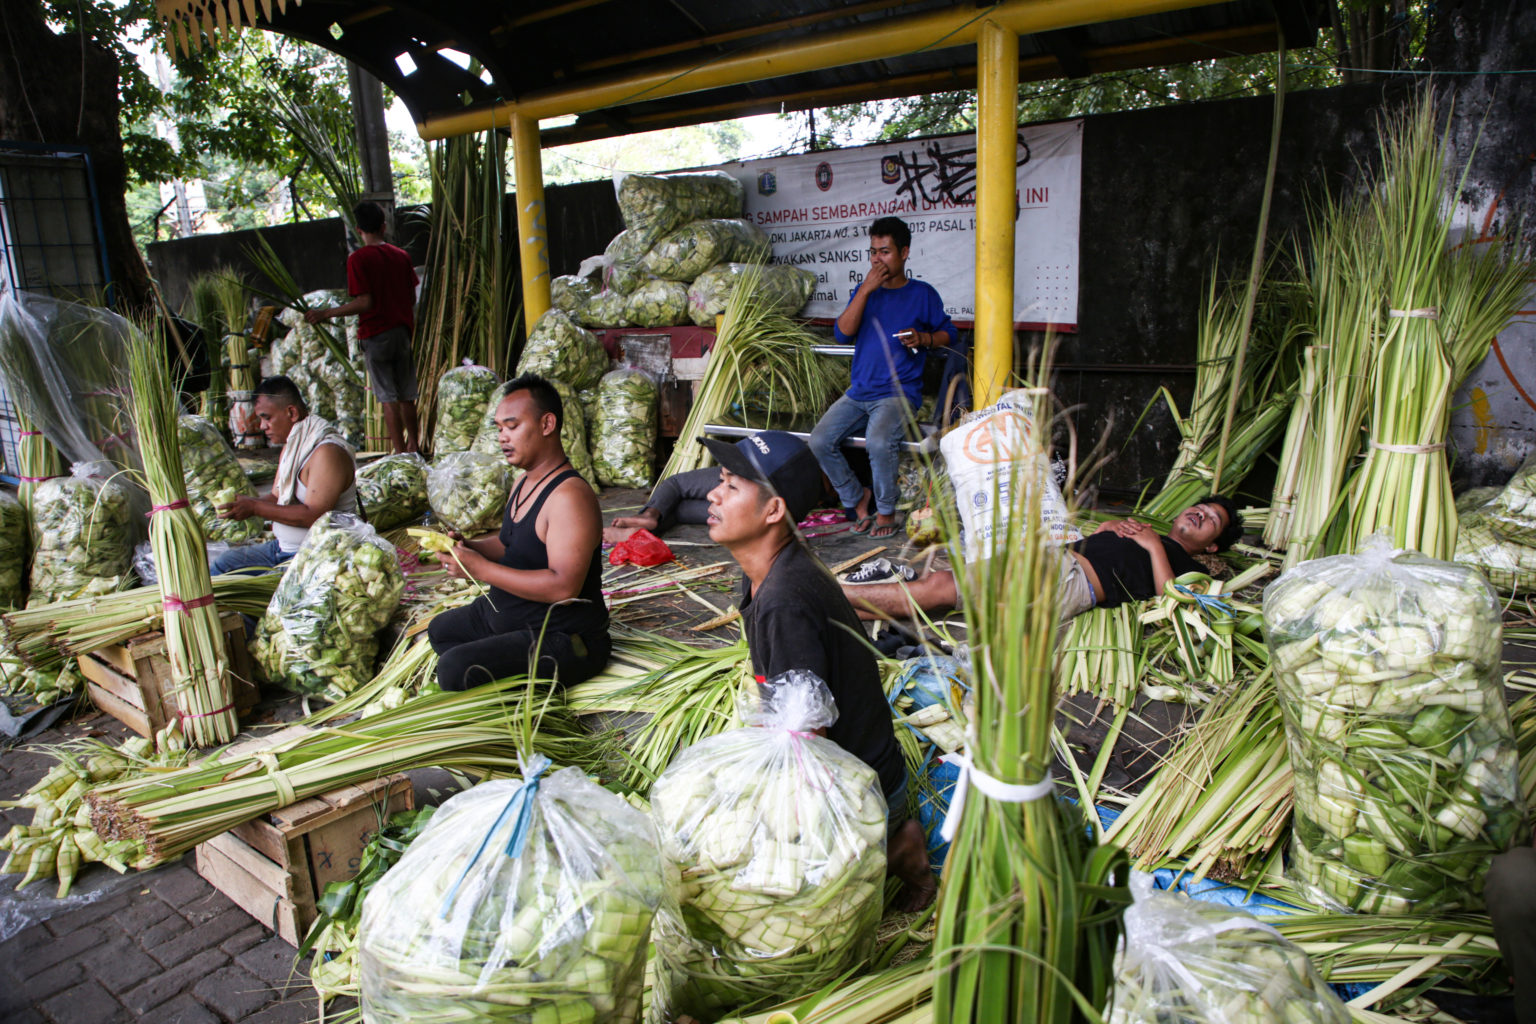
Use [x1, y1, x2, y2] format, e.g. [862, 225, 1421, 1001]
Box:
[153, 50, 195, 237]
[348, 61, 395, 231]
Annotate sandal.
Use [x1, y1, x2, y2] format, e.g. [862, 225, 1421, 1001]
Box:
[850, 514, 876, 535]
[869, 517, 901, 539]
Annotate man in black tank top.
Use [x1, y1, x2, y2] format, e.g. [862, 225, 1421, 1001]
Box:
[701, 430, 937, 911]
[426, 374, 610, 690]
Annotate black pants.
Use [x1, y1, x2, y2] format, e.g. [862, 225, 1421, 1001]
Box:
[1487, 846, 1536, 1024]
[645, 467, 717, 533]
[427, 597, 611, 692]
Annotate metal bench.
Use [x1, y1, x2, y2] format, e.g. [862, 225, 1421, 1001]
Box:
[699, 420, 939, 454]
[700, 341, 942, 453]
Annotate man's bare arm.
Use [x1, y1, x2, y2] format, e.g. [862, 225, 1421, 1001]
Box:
[306, 293, 374, 323]
[220, 445, 354, 528]
[1127, 525, 1177, 594]
[446, 479, 599, 603]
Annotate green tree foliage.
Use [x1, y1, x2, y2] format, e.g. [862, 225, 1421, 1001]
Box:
[805, 3, 1431, 145]
[38, 0, 357, 246]
[132, 33, 355, 243]
[812, 52, 1342, 147]
[390, 129, 432, 205]
[540, 119, 752, 185]
[35, 0, 173, 173]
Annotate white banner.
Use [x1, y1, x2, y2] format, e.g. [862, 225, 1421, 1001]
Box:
[723, 119, 1082, 329]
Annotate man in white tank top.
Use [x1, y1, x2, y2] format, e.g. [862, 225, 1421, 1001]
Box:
[212, 375, 358, 574]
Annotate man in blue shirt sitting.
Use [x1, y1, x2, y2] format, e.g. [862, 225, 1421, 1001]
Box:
[810, 216, 958, 539]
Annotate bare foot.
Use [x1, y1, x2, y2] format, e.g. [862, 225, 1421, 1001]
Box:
[870, 513, 899, 539]
[850, 487, 877, 533]
[888, 818, 937, 912]
[855, 487, 873, 521]
[604, 512, 659, 545]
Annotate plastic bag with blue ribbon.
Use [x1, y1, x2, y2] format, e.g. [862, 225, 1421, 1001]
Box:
[1109, 873, 1350, 1024]
[357, 756, 663, 1024]
[649, 670, 888, 1022]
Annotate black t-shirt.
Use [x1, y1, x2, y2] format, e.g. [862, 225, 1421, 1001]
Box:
[739, 541, 905, 798]
[1070, 532, 1204, 607]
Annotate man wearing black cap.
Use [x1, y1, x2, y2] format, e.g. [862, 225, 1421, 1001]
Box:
[700, 429, 937, 911]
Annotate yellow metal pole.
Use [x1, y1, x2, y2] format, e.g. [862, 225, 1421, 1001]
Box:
[416, 0, 1228, 139]
[973, 18, 1019, 406]
[510, 112, 551, 331]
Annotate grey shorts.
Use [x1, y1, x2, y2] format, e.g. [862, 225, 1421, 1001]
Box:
[362, 325, 418, 403]
[1056, 550, 1097, 621]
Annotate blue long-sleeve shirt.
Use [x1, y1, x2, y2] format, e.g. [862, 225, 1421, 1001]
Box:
[833, 278, 958, 406]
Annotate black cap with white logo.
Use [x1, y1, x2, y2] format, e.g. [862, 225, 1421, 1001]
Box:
[698, 431, 823, 524]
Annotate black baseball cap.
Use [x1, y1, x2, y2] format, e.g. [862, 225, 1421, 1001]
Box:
[698, 431, 823, 524]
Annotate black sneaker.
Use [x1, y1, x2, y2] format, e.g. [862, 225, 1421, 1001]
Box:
[839, 558, 918, 586]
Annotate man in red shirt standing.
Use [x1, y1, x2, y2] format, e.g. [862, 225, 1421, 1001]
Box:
[306, 201, 421, 453]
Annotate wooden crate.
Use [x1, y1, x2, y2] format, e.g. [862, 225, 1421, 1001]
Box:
[78, 610, 258, 738]
[195, 771, 415, 946]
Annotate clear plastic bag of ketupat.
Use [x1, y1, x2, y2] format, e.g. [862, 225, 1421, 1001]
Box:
[431, 364, 501, 455]
[355, 452, 429, 532]
[0, 489, 27, 609]
[591, 368, 658, 489]
[425, 451, 510, 538]
[1263, 534, 1524, 913]
[176, 415, 262, 544]
[648, 670, 888, 1022]
[28, 463, 135, 605]
[516, 309, 610, 391]
[251, 512, 404, 701]
[358, 759, 663, 1024]
[1108, 873, 1350, 1024]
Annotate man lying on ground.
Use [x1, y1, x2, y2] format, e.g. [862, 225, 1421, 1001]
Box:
[603, 466, 719, 544]
[701, 429, 938, 911]
[842, 496, 1242, 623]
[427, 374, 611, 691]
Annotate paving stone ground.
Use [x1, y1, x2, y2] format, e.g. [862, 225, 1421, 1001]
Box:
[0, 701, 351, 1024]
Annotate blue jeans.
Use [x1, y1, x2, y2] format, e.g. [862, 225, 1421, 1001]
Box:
[211, 538, 294, 576]
[809, 394, 909, 516]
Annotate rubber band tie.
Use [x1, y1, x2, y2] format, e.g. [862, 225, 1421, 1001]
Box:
[939, 750, 1054, 843]
[439, 755, 553, 918]
[162, 593, 216, 613]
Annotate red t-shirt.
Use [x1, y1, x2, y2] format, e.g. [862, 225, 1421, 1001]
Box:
[346, 243, 418, 339]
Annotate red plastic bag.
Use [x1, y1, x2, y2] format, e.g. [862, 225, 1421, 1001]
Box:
[609, 528, 674, 567]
